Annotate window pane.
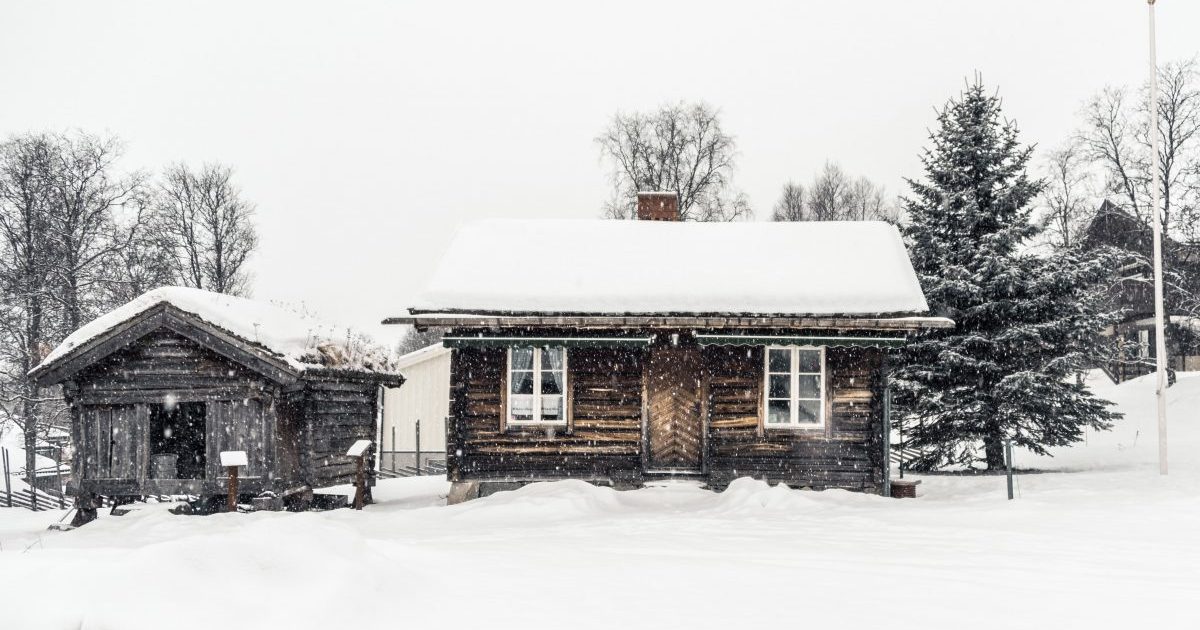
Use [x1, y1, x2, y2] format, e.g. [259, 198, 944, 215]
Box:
[768, 349, 790, 373]
[511, 396, 534, 421]
[541, 370, 564, 395]
[510, 370, 534, 395]
[768, 374, 790, 399]
[540, 395, 563, 422]
[797, 400, 821, 424]
[797, 349, 821, 373]
[767, 399, 790, 424]
[541, 347, 564, 370]
[511, 347, 534, 370]
[797, 375, 821, 399]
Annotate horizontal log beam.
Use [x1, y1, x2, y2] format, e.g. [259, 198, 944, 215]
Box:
[387, 314, 954, 331]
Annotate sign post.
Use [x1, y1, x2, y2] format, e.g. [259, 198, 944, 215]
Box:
[346, 440, 373, 510]
[1005, 440, 1015, 501]
[220, 451, 248, 513]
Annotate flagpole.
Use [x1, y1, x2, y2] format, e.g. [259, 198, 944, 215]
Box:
[1147, 0, 1168, 475]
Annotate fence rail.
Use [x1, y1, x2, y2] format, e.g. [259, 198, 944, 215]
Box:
[3, 486, 63, 511]
[3, 446, 69, 511]
[378, 451, 445, 478]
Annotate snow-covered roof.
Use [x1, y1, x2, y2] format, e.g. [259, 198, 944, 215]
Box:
[395, 343, 452, 370]
[410, 219, 930, 316]
[36, 287, 398, 377]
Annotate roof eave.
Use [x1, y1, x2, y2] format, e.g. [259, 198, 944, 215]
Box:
[384, 312, 954, 332]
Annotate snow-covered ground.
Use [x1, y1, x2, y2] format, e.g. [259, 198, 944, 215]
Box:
[1, 372, 1197, 630]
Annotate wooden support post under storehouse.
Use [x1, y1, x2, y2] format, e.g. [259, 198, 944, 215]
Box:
[347, 439, 372, 511]
[220, 450, 248, 513]
[415, 419, 421, 475]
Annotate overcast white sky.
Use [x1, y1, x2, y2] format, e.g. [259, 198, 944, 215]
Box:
[3, 1, 1198, 345]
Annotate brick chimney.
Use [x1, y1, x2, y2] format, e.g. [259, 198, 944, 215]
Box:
[636, 191, 680, 221]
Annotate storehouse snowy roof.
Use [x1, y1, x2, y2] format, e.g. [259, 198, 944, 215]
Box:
[408, 219, 930, 316]
[35, 286, 398, 376]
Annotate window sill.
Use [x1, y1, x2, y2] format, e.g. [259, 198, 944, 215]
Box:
[506, 421, 569, 428]
[763, 424, 826, 432]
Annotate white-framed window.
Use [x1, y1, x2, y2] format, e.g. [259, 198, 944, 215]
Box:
[507, 346, 568, 425]
[764, 346, 825, 428]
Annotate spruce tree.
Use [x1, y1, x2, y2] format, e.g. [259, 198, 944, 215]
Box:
[894, 80, 1121, 470]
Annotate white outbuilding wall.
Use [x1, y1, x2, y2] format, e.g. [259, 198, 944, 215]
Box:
[381, 343, 451, 469]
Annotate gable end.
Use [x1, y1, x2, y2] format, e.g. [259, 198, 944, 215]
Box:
[30, 304, 301, 388]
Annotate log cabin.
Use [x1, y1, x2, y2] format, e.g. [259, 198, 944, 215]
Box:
[386, 192, 952, 502]
[30, 287, 402, 523]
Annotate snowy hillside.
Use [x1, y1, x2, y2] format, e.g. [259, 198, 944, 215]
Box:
[1029, 370, 1200, 473]
[1, 374, 1198, 630]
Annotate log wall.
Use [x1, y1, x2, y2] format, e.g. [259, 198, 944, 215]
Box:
[448, 347, 644, 481]
[64, 329, 390, 497]
[449, 342, 885, 492]
[704, 345, 885, 492]
[303, 378, 380, 487]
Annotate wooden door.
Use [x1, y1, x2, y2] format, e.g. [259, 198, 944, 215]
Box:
[84, 405, 141, 480]
[208, 399, 266, 479]
[645, 348, 703, 471]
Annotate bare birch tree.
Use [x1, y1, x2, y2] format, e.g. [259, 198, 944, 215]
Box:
[1038, 140, 1095, 250]
[771, 162, 896, 222]
[46, 132, 148, 333]
[1078, 58, 1200, 365]
[771, 181, 806, 221]
[156, 163, 259, 295]
[806, 162, 853, 221]
[1079, 58, 1200, 245]
[0, 134, 57, 493]
[98, 216, 177, 304]
[596, 102, 752, 221]
[845, 175, 893, 221]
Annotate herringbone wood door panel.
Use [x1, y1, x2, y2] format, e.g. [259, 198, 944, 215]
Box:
[646, 348, 702, 470]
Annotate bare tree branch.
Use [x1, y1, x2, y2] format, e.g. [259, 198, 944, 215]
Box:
[596, 102, 751, 221]
[156, 163, 259, 296]
[771, 162, 897, 223]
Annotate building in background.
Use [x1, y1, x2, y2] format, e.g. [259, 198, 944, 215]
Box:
[381, 343, 451, 472]
[1081, 201, 1200, 381]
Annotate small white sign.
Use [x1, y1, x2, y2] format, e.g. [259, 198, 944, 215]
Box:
[220, 450, 248, 467]
[346, 440, 372, 457]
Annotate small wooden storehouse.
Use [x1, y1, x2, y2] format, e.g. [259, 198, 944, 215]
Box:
[30, 287, 402, 519]
[387, 193, 951, 501]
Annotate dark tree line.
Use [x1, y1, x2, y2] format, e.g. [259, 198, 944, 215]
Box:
[0, 130, 258, 492]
